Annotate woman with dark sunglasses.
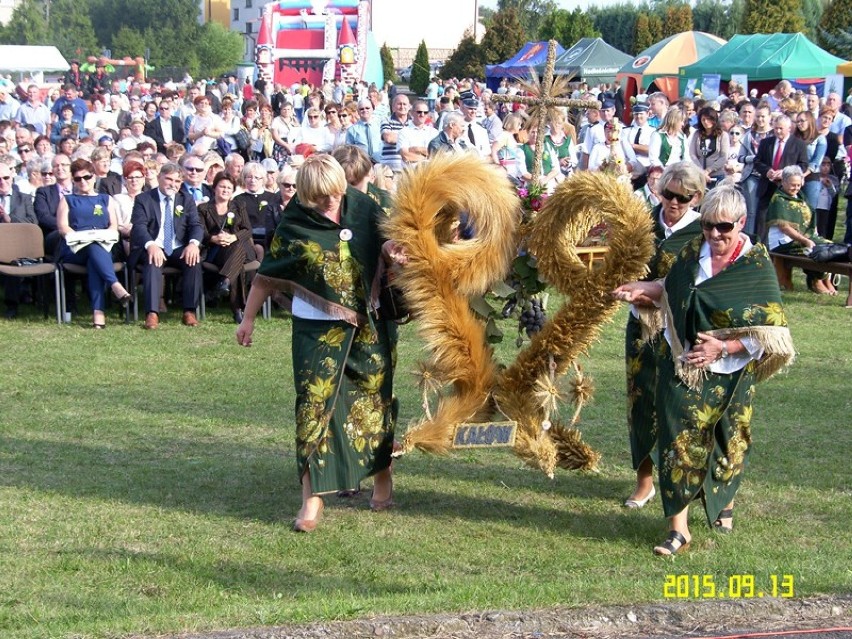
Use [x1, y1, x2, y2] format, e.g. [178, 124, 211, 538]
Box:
[56, 158, 131, 328]
[614, 185, 794, 556]
[618, 161, 706, 519]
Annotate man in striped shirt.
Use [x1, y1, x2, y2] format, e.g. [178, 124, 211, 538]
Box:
[379, 93, 411, 172]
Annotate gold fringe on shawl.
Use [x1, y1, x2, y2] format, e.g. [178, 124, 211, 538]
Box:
[381, 153, 521, 455]
[494, 171, 655, 475]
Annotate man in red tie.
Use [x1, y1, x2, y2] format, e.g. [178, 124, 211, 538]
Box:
[753, 114, 808, 241]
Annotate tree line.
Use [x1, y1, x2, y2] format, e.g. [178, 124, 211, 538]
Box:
[436, 0, 850, 83]
[0, 0, 244, 79]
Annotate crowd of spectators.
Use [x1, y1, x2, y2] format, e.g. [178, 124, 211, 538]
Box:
[2, 67, 852, 323]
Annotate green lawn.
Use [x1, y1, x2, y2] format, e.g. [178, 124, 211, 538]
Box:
[1, 276, 850, 638]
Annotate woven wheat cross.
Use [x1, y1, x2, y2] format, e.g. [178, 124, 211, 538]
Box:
[490, 40, 601, 178]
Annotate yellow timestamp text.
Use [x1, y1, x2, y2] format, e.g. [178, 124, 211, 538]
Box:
[663, 574, 795, 599]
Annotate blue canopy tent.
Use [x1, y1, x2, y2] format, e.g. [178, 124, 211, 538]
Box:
[485, 41, 566, 91]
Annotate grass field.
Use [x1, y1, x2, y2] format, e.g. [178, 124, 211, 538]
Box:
[1, 275, 850, 638]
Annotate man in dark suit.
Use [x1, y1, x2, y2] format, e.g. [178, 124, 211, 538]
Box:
[129, 162, 203, 329]
[752, 114, 808, 241]
[143, 94, 185, 155]
[1, 163, 38, 318]
[179, 155, 213, 203]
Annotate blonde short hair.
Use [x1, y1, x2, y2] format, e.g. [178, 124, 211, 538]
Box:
[700, 184, 746, 224]
[296, 154, 347, 208]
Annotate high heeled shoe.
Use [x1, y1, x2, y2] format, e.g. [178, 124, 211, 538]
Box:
[623, 486, 656, 509]
[293, 499, 324, 533]
[113, 288, 132, 307]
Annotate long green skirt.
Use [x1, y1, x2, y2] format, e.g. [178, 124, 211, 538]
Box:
[625, 314, 660, 470]
[292, 317, 397, 495]
[656, 340, 757, 525]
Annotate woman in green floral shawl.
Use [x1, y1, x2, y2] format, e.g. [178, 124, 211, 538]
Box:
[614, 185, 795, 555]
[237, 154, 405, 533]
[623, 162, 706, 511]
[766, 165, 837, 295]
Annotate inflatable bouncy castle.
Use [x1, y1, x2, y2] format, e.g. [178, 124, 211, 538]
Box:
[255, 0, 383, 90]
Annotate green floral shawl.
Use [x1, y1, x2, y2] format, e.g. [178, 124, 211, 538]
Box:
[766, 189, 818, 241]
[662, 236, 795, 390]
[635, 206, 703, 341]
[257, 187, 386, 326]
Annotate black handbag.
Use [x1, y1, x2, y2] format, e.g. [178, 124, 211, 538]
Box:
[234, 127, 251, 151]
[376, 270, 410, 323]
[809, 243, 851, 263]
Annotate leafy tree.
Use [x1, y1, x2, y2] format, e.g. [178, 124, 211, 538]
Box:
[539, 8, 600, 47]
[440, 30, 484, 81]
[380, 43, 397, 85]
[648, 13, 664, 46]
[497, 0, 558, 40]
[633, 13, 655, 54]
[819, 0, 852, 56]
[693, 0, 744, 39]
[480, 7, 527, 64]
[48, 0, 99, 61]
[0, 0, 48, 45]
[662, 4, 693, 38]
[590, 4, 639, 56]
[111, 26, 146, 59]
[196, 22, 243, 78]
[409, 40, 431, 96]
[741, 0, 804, 34]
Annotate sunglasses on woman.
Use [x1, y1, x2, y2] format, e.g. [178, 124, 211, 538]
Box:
[701, 221, 736, 233]
[661, 188, 694, 204]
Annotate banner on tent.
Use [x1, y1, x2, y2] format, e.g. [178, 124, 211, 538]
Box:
[702, 74, 721, 100]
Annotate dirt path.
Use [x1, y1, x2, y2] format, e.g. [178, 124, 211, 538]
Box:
[141, 594, 850, 639]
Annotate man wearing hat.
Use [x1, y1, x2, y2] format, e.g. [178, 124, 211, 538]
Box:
[63, 60, 84, 93]
[621, 102, 654, 189]
[581, 98, 616, 171]
[86, 60, 110, 99]
[460, 91, 490, 159]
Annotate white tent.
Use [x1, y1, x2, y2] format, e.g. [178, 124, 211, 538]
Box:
[0, 46, 69, 73]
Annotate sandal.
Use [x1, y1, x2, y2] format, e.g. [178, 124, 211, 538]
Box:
[91, 323, 105, 329]
[653, 530, 691, 556]
[713, 508, 734, 533]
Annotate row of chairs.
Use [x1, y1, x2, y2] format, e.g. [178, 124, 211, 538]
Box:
[0, 224, 270, 324]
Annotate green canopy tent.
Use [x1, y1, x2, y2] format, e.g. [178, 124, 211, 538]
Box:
[679, 33, 845, 96]
[535, 38, 632, 86]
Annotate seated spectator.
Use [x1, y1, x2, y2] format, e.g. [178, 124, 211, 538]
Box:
[233, 161, 274, 258]
[92, 147, 122, 196]
[129, 162, 203, 329]
[197, 172, 256, 323]
[112, 160, 146, 257]
[766, 166, 843, 295]
[56, 158, 132, 327]
[1, 160, 38, 318]
[264, 165, 298, 243]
